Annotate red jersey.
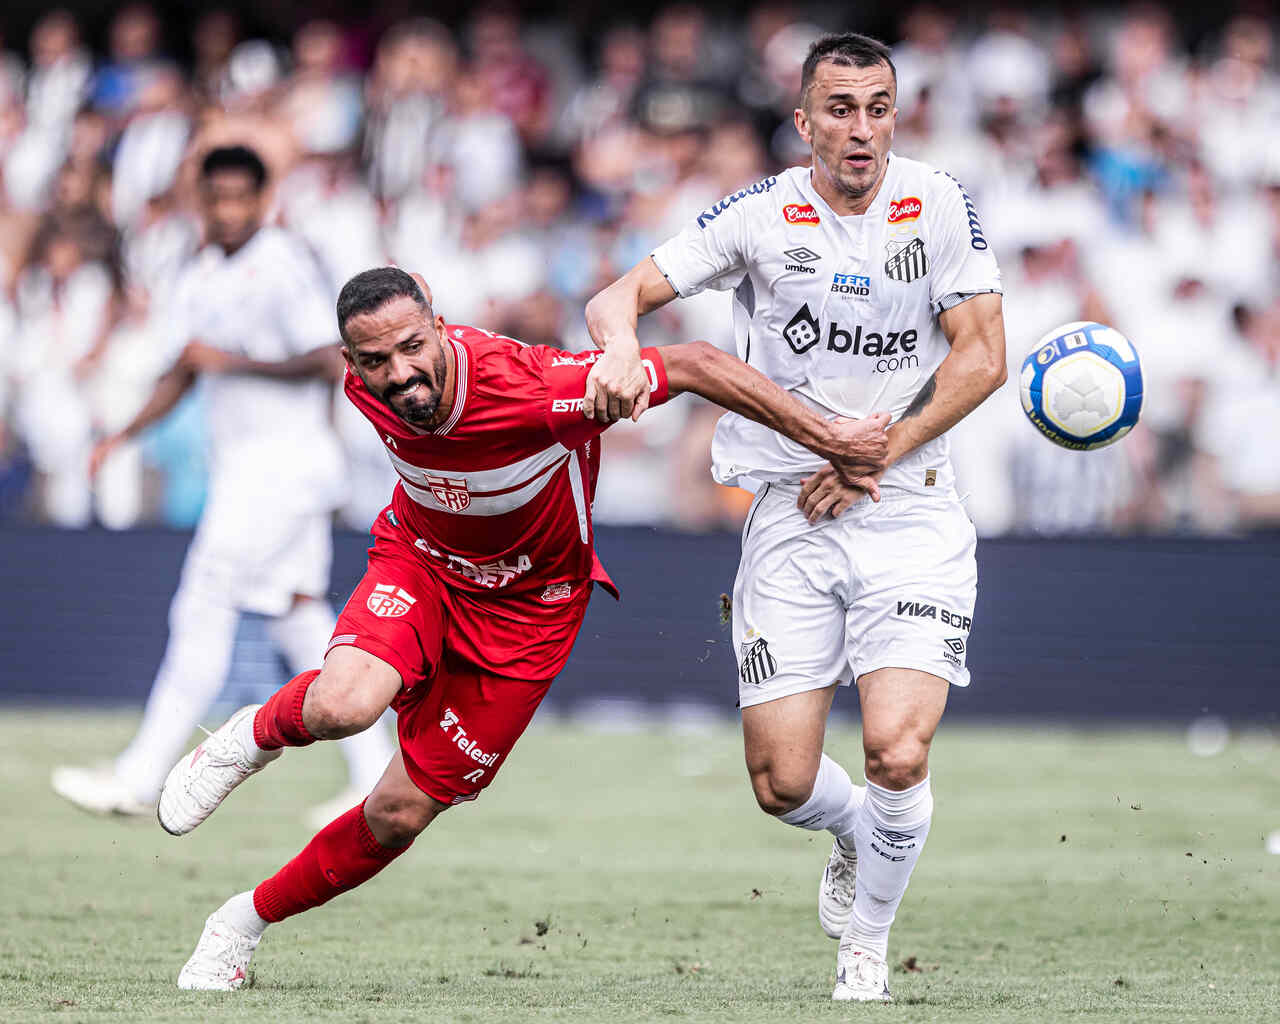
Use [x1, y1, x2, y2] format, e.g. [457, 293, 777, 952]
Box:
[344, 324, 671, 599]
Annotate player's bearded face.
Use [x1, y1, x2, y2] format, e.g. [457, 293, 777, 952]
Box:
[345, 297, 449, 427]
[382, 338, 447, 425]
[797, 60, 897, 208]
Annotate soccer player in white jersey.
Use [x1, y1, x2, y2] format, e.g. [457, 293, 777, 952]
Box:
[51, 145, 393, 826]
[584, 34, 1007, 1002]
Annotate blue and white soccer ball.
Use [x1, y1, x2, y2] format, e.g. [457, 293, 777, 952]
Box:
[1018, 321, 1144, 450]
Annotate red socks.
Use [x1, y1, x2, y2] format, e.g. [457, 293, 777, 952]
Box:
[253, 671, 320, 750]
[252, 802, 411, 923]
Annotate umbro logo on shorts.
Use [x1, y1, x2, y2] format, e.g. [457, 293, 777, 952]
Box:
[366, 583, 416, 618]
[944, 637, 966, 656]
[739, 636, 778, 686]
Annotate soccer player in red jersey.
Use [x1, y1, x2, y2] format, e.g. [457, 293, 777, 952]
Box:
[160, 267, 890, 989]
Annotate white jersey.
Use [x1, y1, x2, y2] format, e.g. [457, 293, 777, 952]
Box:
[651, 155, 1002, 495]
[165, 226, 345, 509]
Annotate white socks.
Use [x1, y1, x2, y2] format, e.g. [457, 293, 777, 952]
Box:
[114, 581, 241, 801]
[843, 775, 934, 959]
[219, 890, 269, 940]
[777, 754, 866, 846]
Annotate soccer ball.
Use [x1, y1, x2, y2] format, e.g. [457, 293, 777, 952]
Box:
[1018, 321, 1143, 450]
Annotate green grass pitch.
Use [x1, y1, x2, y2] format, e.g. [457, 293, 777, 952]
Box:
[2, 710, 1277, 1022]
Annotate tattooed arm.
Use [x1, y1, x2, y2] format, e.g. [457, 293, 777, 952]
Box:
[885, 292, 1007, 465]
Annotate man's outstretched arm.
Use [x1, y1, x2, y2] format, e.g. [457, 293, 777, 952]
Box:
[661, 340, 889, 490]
[582, 257, 678, 423]
[180, 341, 346, 381]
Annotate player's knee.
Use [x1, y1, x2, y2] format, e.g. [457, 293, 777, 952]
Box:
[749, 766, 816, 817]
[863, 738, 930, 790]
[363, 790, 444, 846]
[304, 671, 387, 739]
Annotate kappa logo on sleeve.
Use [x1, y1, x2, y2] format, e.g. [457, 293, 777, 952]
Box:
[783, 203, 820, 226]
[366, 583, 416, 618]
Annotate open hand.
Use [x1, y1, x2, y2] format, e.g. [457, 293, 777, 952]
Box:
[583, 345, 650, 423]
[798, 464, 882, 522]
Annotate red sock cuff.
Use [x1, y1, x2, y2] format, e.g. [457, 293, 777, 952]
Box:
[354, 799, 404, 862]
[253, 670, 320, 750]
[251, 801, 410, 924]
[252, 878, 288, 923]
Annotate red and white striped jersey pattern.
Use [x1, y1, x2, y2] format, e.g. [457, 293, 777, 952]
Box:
[344, 324, 670, 597]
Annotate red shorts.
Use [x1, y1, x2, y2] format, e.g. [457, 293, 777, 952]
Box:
[328, 527, 592, 805]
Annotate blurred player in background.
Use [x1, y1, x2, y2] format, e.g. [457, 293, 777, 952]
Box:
[157, 266, 889, 990]
[584, 34, 1007, 1002]
[50, 145, 394, 827]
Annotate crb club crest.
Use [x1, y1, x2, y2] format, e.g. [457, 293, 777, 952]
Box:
[366, 583, 417, 618]
[426, 474, 471, 511]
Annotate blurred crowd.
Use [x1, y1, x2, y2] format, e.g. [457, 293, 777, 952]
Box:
[0, 3, 1276, 535]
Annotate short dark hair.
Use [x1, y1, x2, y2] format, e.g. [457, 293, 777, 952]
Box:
[200, 145, 268, 190]
[336, 267, 431, 344]
[800, 33, 896, 106]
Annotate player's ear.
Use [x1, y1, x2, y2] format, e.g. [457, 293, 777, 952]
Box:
[794, 106, 811, 146]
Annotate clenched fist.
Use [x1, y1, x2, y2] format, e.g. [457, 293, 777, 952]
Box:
[582, 345, 651, 423]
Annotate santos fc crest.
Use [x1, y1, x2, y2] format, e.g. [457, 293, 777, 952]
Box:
[739, 633, 778, 686]
[885, 237, 928, 283]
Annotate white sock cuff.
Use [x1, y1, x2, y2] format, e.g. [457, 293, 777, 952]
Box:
[864, 774, 933, 830]
[777, 754, 853, 830]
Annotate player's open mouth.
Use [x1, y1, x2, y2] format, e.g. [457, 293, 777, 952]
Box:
[845, 153, 873, 168]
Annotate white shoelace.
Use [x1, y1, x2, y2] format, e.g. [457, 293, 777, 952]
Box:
[822, 846, 857, 905]
[181, 728, 256, 812]
[187, 920, 256, 981]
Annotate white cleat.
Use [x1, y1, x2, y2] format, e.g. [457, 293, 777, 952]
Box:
[818, 839, 858, 939]
[832, 944, 892, 1003]
[178, 910, 260, 990]
[303, 785, 368, 831]
[51, 765, 154, 818]
[158, 705, 280, 836]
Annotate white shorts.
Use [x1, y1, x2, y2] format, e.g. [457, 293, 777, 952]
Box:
[179, 471, 333, 617]
[732, 484, 977, 709]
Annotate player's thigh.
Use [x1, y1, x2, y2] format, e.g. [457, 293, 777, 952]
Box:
[307, 644, 405, 729]
[327, 536, 449, 697]
[733, 485, 851, 712]
[395, 656, 552, 807]
[856, 666, 949, 764]
[742, 684, 838, 803]
[845, 498, 978, 690]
